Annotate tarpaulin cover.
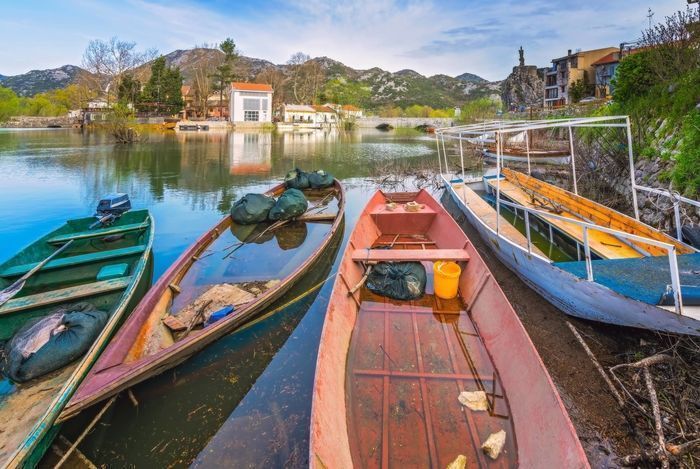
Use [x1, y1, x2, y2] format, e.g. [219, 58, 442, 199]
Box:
[307, 170, 335, 189]
[284, 168, 310, 190]
[268, 188, 308, 221]
[231, 193, 275, 225]
[366, 262, 427, 300]
[2, 303, 108, 382]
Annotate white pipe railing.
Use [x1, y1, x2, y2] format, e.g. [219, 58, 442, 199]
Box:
[634, 184, 700, 242]
[495, 196, 685, 315]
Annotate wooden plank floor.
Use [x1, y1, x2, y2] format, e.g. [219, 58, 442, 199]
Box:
[486, 179, 642, 260]
[451, 184, 546, 258]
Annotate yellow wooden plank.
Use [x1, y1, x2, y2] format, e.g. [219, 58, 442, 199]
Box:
[0, 277, 131, 315]
[452, 183, 546, 258]
[487, 179, 642, 259]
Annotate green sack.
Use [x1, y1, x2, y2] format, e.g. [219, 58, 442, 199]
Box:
[231, 193, 275, 225]
[2, 303, 108, 382]
[269, 188, 308, 221]
[284, 168, 310, 190]
[307, 170, 334, 189]
[366, 262, 427, 300]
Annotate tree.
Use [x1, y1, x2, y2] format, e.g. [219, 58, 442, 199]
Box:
[256, 67, 286, 108]
[117, 74, 141, 107]
[287, 52, 311, 103]
[210, 38, 239, 118]
[192, 44, 223, 117]
[320, 78, 371, 107]
[139, 57, 183, 115]
[82, 37, 157, 102]
[286, 52, 325, 104]
[0, 86, 20, 121]
[568, 79, 588, 103]
[611, 52, 655, 105]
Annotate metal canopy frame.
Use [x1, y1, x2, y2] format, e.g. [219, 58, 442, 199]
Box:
[435, 116, 700, 317]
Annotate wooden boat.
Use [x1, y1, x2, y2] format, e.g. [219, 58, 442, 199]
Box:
[443, 168, 700, 335]
[0, 209, 154, 468]
[60, 181, 345, 421]
[482, 146, 571, 165]
[161, 119, 179, 130]
[310, 189, 588, 468]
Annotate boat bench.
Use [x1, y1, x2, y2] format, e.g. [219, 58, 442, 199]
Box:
[370, 206, 437, 235]
[352, 248, 470, 263]
[0, 245, 145, 278]
[0, 276, 131, 316]
[47, 221, 149, 245]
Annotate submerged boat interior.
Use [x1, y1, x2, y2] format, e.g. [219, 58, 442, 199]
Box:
[0, 209, 153, 466]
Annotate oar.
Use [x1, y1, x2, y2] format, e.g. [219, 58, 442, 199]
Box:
[0, 239, 74, 307]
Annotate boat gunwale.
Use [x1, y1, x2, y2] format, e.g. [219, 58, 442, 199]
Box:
[60, 180, 346, 420]
[4, 211, 155, 468]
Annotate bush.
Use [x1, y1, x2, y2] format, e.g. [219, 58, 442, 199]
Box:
[611, 52, 656, 106]
[672, 109, 700, 197]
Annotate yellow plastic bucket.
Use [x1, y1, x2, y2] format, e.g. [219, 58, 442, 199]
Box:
[433, 261, 461, 299]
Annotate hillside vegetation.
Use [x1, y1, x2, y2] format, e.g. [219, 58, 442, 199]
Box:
[600, 7, 700, 197]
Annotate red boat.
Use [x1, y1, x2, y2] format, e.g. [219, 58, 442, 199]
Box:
[309, 189, 588, 468]
[60, 181, 345, 421]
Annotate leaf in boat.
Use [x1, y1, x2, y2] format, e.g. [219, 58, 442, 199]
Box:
[481, 429, 506, 460]
[457, 390, 488, 411]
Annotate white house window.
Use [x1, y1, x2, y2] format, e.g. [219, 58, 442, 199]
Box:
[244, 110, 259, 121]
[243, 98, 260, 111]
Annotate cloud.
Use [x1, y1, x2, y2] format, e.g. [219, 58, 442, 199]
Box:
[0, 0, 686, 81]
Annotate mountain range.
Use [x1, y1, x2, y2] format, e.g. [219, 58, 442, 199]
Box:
[0, 48, 502, 108]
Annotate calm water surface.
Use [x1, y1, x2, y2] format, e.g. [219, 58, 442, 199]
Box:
[0, 128, 442, 467]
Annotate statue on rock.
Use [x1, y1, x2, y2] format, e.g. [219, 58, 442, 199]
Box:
[519, 46, 525, 67]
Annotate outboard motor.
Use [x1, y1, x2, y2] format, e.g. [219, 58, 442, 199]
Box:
[90, 193, 131, 228]
[682, 225, 700, 250]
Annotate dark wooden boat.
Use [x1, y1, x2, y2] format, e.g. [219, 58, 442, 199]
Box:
[60, 181, 345, 421]
[0, 209, 154, 468]
[482, 146, 571, 165]
[310, 189, 588, 468]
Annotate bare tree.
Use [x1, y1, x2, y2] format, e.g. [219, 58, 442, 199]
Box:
[82, 37, 157, 102]
[287, 52, 311, 103]
[640, 7, 700, 82]
[191, 46, 224, 117]
[255, 67, 287, 109]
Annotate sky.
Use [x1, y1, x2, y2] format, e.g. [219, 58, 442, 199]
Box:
[0, 0, 687, 81]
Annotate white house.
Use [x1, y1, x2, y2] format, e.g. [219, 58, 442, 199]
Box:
[229, 82, 273, 124]
[311, 105, 338, 125]
[282, 104, 317, 123]
[280, 104, 338, 128]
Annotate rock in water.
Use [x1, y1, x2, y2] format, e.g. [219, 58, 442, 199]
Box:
[458, 390, 488, 411]
[481, 429, 506, 460]
[446, 454, 467, 469]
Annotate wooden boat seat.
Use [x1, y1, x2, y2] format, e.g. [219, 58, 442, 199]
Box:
[370, 205, 437, 235]
[0, 245, 146, 278]
[47, 221, 149, 245]
[352, 248, 470, 263]
[0, 276, 131, 316]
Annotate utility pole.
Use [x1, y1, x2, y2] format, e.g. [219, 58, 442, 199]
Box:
[647, 8, 654, 28]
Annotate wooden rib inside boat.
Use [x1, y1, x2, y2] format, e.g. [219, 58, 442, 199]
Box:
[61, 181, 345, 421]
[310, 189, 588, 468]
[0, 209, 154, 468]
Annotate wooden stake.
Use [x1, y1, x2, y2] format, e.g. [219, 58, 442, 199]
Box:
[54, 395, 117, 469]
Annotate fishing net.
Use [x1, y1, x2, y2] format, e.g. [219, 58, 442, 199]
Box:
[2, 303, 108, 382]
[231, 193, 276, 225]
[366, 262, 427, 300]
[268, 189, 308, 221]
[307, 170, 334, 189]
[284, 168, 310, 190]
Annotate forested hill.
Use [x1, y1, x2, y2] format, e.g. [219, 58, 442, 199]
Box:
[0, 48, 501, 109]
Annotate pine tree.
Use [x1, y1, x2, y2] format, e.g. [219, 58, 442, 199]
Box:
[140, 56, 183, 115]
[210, 38, 238, 119]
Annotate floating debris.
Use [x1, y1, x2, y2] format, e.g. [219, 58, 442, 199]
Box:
[457, 390, 488, 411]
[482, 429, 506, 460]
[446, 454, 467, 469]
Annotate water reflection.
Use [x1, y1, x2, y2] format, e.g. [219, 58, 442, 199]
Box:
[230, 132, 272, 175]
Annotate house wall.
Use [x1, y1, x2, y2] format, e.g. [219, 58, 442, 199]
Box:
[544, 47, 617, 107]
[230, 90, 272, 123]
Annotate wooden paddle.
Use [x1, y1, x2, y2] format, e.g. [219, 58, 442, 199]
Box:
[0, 239, 74, 307]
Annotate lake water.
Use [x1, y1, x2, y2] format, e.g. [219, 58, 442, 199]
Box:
[0, 128, 445, 467]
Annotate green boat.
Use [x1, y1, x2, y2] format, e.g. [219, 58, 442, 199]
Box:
[0, 207, 154, 468]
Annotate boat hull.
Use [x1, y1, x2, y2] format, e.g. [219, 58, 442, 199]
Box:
[61, 181, 346, 421]
[310, 189, 588, 468]
[443, 180, 700, 336]
[0, 210, 154, 468]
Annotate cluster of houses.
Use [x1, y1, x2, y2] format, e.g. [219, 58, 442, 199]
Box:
[179, 82, 362, 128]
[542, 45, 632, 108]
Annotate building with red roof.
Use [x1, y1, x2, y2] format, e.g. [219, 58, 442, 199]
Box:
[229, 82, 274, 124]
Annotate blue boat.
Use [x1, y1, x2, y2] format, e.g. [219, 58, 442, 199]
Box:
[436, 117, 700, 336]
